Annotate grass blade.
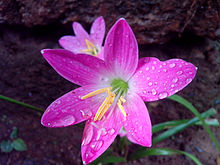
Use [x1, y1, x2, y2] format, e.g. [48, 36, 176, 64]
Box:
[153, 108, 216, 144]
[168, 94, 220, 153]
[0, 95, 44, 112]
[130, 148, 202, 165]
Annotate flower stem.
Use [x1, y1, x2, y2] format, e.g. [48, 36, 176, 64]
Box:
[0, 95, 44, 113]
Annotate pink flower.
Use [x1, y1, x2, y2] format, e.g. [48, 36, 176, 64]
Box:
[41, 18, 197, 164]
[59, 16, 105, 59]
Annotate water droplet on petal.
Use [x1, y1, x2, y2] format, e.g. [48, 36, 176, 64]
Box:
[148, 82, 153, 86]
[158, 92, 168, 99]
[186, 78, 192, 83]
[82, 125, 93, 145]
[152, 89, 157, 95]
[108, 128, 115, 135]
[172, 77, 178, 83]
[101, 128, 107, 136]
[176, 71, 183, 75]
[152, 66, 155, 70]
[169, 63, 176, 68]
[146, 77, 150, 80]
[146, 67, 149, 71]
[55, 100, 61, 104]
[163, 69, 167, 72]
[90, 140, 103, 151]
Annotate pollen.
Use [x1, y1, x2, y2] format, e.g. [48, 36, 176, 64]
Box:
[81, 39, 98, 56]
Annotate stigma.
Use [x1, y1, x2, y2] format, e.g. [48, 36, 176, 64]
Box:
[81, 87, 127, 121]
[81, 39, 98, 56]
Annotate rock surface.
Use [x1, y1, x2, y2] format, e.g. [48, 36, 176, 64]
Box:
[1, 0, 220, 44]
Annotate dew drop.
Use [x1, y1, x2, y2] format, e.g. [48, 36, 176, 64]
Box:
[158, 92, 168, 99]
[146, 67, 149, 71]
[169, 63, 176, 68]
[186, 78, 192, 83]
[146, 77, 150, 80]
[101, 128, 107, 136]
[152, 89, 157, 95]
[152, 66, 155, 70]
[148, 82, 153, 86]
[176, 71, 183, 75]
[90, 140, 103, 151]
[163, 69, 167, 72]
[159, 65, 162, 68]
[55, 100, 61, 104]
[82, 125, 93, 145]
[172, 77, 178, 83]
[171, 84, 175, 87]
[108, 128, 115, 135]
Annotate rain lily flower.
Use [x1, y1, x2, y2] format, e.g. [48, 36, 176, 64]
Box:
[41, 18, 197, 164]
[59, 16, 105, 59]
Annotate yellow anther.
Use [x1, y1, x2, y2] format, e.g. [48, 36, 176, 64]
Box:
[117, 99, 126, 117]
[120, 96, 126, 103]
[81, 87, 112, 100]
[81, 39, 98, 56]
[94, 92, 115, 121]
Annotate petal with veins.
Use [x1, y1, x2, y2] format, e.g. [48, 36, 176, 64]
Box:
[104, 18, 138, 80]
[123, 93, 152, 147]
[129, 57, 197, 102]
[41, 49, 108, 86]
[59, 36, 83, 53]
[41, 85, 106, 128]
[81, 108, 123, 164]
[90, 16, 105, 46]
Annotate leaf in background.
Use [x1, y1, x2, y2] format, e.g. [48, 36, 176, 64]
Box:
[153, 108, 216, 144]
[1, 140, 13, 153]
[12, 138, 27, 151]
[168, 94, 220, 153]
[130, 148, 202, 165]
[10, 127, 18, 139]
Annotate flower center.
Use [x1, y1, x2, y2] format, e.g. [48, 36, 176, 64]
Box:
[81, 39, 98, 56]
[81, 79, 129, 121]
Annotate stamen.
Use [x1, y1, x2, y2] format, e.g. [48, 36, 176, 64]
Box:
[94, 92, 115, 121]
[117, 99, 126, 117]
[81, 39, 98, 56]
[81, 87, 112, 100]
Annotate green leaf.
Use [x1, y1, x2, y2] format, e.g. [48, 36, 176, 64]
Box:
[10, 127, 18, 139]
[1, 140, 13, 153]
[168, 94, 220, 153]
[12, 138, 27, 151]
[130, 148, 202, 165]
[153, 108, 216, 144]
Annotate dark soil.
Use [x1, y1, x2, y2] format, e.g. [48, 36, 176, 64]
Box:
[0, 23, 220, 165]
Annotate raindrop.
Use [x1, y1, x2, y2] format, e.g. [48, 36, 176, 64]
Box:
[90, 140, 103, 151]
[108, 128, 115, 135]
[196, 67, 198, 70]
[146, 77, 150, 80]
[159, 65, 162, 68]
[83, 125, 93, 145]
[153, 61, 157, 64]
[152, 89, 157, 95]
[148, 82, 153, 86]
[176, 71, 183, 75]
[152, 66, 155, 70]
[101, 128, 107, 136]
[146, 67, 149, 71]
[172, 77, 178, 83]
[189, 72, 193, 75]
[171, 84, 175, 87]
[55, 100, 61, 104]
[139, 70, 143, 73]
[158, 92, 168, 99]
[163, 69, 167, 72]
[186, 78, 192, 83]
[169, 63, 176, 68]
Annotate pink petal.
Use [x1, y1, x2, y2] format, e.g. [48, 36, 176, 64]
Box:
[90, 16, 105, 46]
[123, 93, 152, 147]
[41, 85, 106, 127]
[58, 36, 83, 53]
[81, 108, 123, 164]
[41, 49, 108, 86]
[104, 18, 138, 80]
[97, 46, 104, 60]
[72, 22, 90, 47]
[129, 57, 197, 102]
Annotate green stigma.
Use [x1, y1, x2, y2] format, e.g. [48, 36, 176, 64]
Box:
[111, 79, 129, 96]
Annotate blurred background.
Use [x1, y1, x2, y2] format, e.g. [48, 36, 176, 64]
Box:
[0, 0, 220, 164]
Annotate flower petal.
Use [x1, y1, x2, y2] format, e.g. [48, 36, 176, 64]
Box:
[123, 93, 152, 147]
[90, 16, 105, 46]
[41, 85, 106, 127]
[72, 22, 90, 47]
[104, 18, 138, 80]
[129, 57, 197, 102]
[81, 108, 123, 164]
[58, 36, 83, 53]
[41, 49, 108, 86]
